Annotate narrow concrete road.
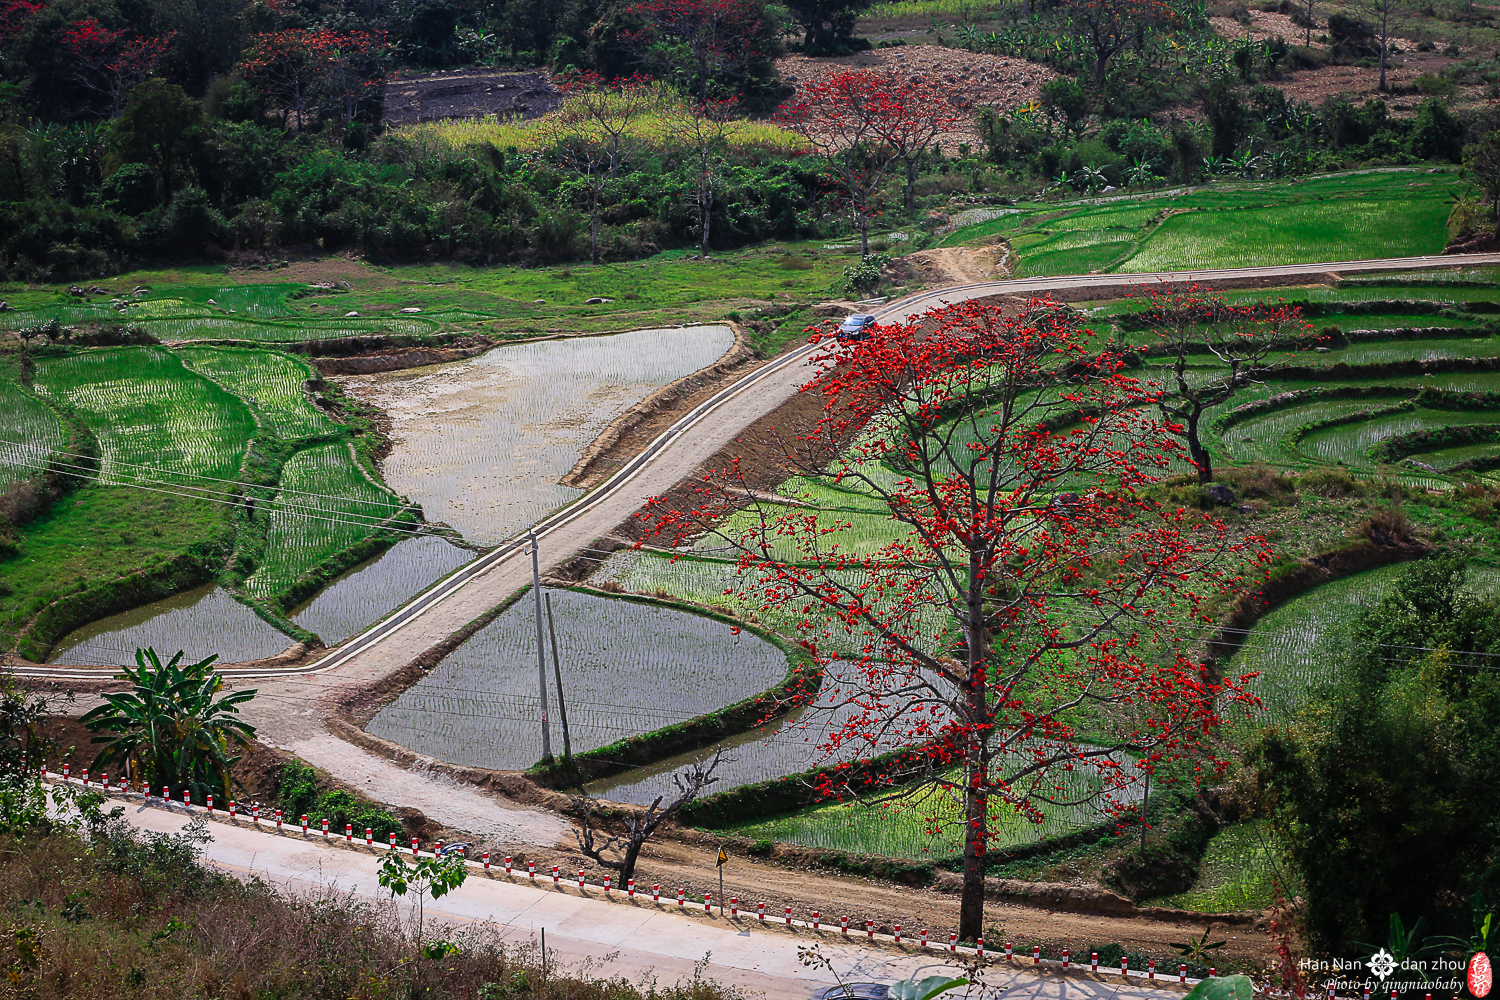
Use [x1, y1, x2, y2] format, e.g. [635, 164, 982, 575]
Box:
[112, 798, 1187, 1000]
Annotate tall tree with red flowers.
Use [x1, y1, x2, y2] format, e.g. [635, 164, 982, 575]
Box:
[62, 18, 175, 117]
[239, 29, 329, 126]
[0, 0, 43, 48]
[622, 0, 774, 101]
[1066, 0, 1180, 84]
[642, 299, 1268, 941]
[778, 69, 905, 254]
[867, 71, 962, 215]
[1130, 284, 1316, 484]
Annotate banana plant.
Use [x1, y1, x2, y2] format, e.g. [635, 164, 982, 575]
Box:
[80, 647, 257, 803]
[1079, 163, 1109, 194]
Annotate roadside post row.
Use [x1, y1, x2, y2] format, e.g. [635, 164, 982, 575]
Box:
[40, 771, 1225, 987]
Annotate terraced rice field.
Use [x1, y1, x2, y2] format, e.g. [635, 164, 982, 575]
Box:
[1297, 407, 1500, 469]
[34, 347, 254, 483]
[0, 380, 65, 488]
[367, 589, 790, 771]
[243, 440, 412, 609]
[945, 170, 1458, 275]
[177, 346, 337, 439]
[343, 326, 734, 545]
[48, 583, 294, 665]
[289, 535, 473, 643]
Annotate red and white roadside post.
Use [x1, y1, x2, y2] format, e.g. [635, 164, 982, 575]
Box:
[229, 800, 237, 818]
[677, 888, 685, 906]
[921, 929, 929, 948]
[301, 814, 308, 835]
[758, 903, 766, 923]
[785, 906, 792, 925]
[840, 916, 848, 935]
[977, 939, 985, 960]
[1092, 953, 1099, 973]
[730, 899, 738, 918]
[366, 828, 373, 846]
[703, 894, 711, 913]
[1149, 959, 1156, 981]
[1033, 944, 1041, 964]
[1122, 956, 1130, 979]
[483, 852, 490, 871]
[812, 912, 820, 930]
[1180, 964, 1188, 984]
[866, 920, 874, 939]
[321, 818, 329, 838]
[894, 926, 902, 944]
[345, 824, 352, 843]
[1063, 949, 1070, 969]
[949, 933, 956, 953]
[552, 866, 560, 884]
[652, 884, 660, 902]
[629, 880, 635, 898]
[412, 837, 419, 855]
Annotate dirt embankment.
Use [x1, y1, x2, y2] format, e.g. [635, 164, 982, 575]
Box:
[777, 45, 1054, 152]
[381, 68, 561, 126]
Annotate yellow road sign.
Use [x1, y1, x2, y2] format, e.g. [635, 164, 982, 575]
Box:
[717, 846, 728, 867]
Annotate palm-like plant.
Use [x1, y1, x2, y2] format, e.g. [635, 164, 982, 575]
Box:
[79, 648, 257, 803]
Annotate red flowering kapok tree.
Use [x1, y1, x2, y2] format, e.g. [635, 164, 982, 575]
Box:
[1066, 0, 1180, 83]
[0, 0, 43, 47]
[644, 300, 1269, 941]
[62, 18, 175, 117]
[623, 0, 771, 101]
[1131, 284, 1316, 484]
[322, 30, 392, 124]
[870, 72, 962, 215]
[778, 69, 906, 255]
[240, 29, 389, 127]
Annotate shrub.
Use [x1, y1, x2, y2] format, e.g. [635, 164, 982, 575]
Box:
[1299, 467, 1365, 497]
[276, 760, 404, 839]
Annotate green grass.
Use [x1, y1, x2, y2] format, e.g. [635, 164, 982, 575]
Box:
[718, 767, 1117, 861]
[176, 345, 338, 440]
[243, 440, 409, 608]
[945, 170, 1460, 276]
[1148, 821, 1280, 913]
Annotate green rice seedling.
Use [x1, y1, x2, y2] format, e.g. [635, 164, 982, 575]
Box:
[0, 379, 65, 488]
[1218, 399, 1401, 466]
[0, 302, 123, 330]
[176, 345, 337, 440]
[1328, 337, 1500, 366]
[244, 440, 410, 607]
[33, 346, 255, 482]
[366, 589, 790, 770]
[1298, 407, 1500, 468]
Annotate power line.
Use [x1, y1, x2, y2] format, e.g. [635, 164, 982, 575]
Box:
[0, 438, 409, 509]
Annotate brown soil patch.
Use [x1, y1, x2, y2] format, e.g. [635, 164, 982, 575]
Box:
[906, 242, 1014, 284]
[311, 338, 501, 375]
[776, 45, 1055, 152]
[381, 68, 561, 126]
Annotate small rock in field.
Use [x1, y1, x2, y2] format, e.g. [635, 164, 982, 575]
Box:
[583, 297, 613, 304]
[400, 306, 422, 313]
[1202, 483, 1237, 505]
[533, 299, 546, 304]
[0, 301, 10, 311]
[345, 311, 361, 317]
[208, 298, 217, 305]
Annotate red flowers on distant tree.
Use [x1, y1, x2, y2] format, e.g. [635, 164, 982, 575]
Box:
[622, 0, 773, 100]
[0, 0, 43, 47]
[62, 18, 175, 117]
[643, 299, 1270, 941]
[779, 69, 959, 251]
[239, 29, 391, 127]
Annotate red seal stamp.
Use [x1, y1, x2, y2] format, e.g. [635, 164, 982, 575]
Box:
[1470, 951, 1493, 998]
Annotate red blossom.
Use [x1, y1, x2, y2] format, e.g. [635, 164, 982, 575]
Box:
[641, 297, 1271, 940]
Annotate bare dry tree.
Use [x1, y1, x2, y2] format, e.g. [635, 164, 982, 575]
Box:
[573, 748, 726, 883]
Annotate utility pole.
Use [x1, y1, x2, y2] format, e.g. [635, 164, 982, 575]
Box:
[545, 592, 572, 765]
[528, 527, 552, 761]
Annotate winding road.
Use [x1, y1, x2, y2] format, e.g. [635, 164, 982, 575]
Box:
[17, 253, 1500, 843]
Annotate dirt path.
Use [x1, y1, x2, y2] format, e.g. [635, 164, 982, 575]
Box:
[906, 243, 1013, 285]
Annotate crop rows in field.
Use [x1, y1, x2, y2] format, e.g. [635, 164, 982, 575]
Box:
[243, 440, 412, 606]
[948, 170, 1458, 275]
[48, 583, 295, 666]
[344, 325, 735, 545]
[367, 589, 790, 771]
[0, 380, 65, 488]
[289, 535, 473, 644]
[177, 345, 337, 440]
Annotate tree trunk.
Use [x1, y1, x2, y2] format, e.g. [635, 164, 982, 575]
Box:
[858, 211, 869, 256]
[905, 157, 918, 215]
[1094, 52, 1108, 85]
[957, 556, 989, 944]
[1188, 409, 1213, 483]
[700, 178, 713, 258]
[1378, 35, 1388, 91]
[590, 186, 600, 266]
